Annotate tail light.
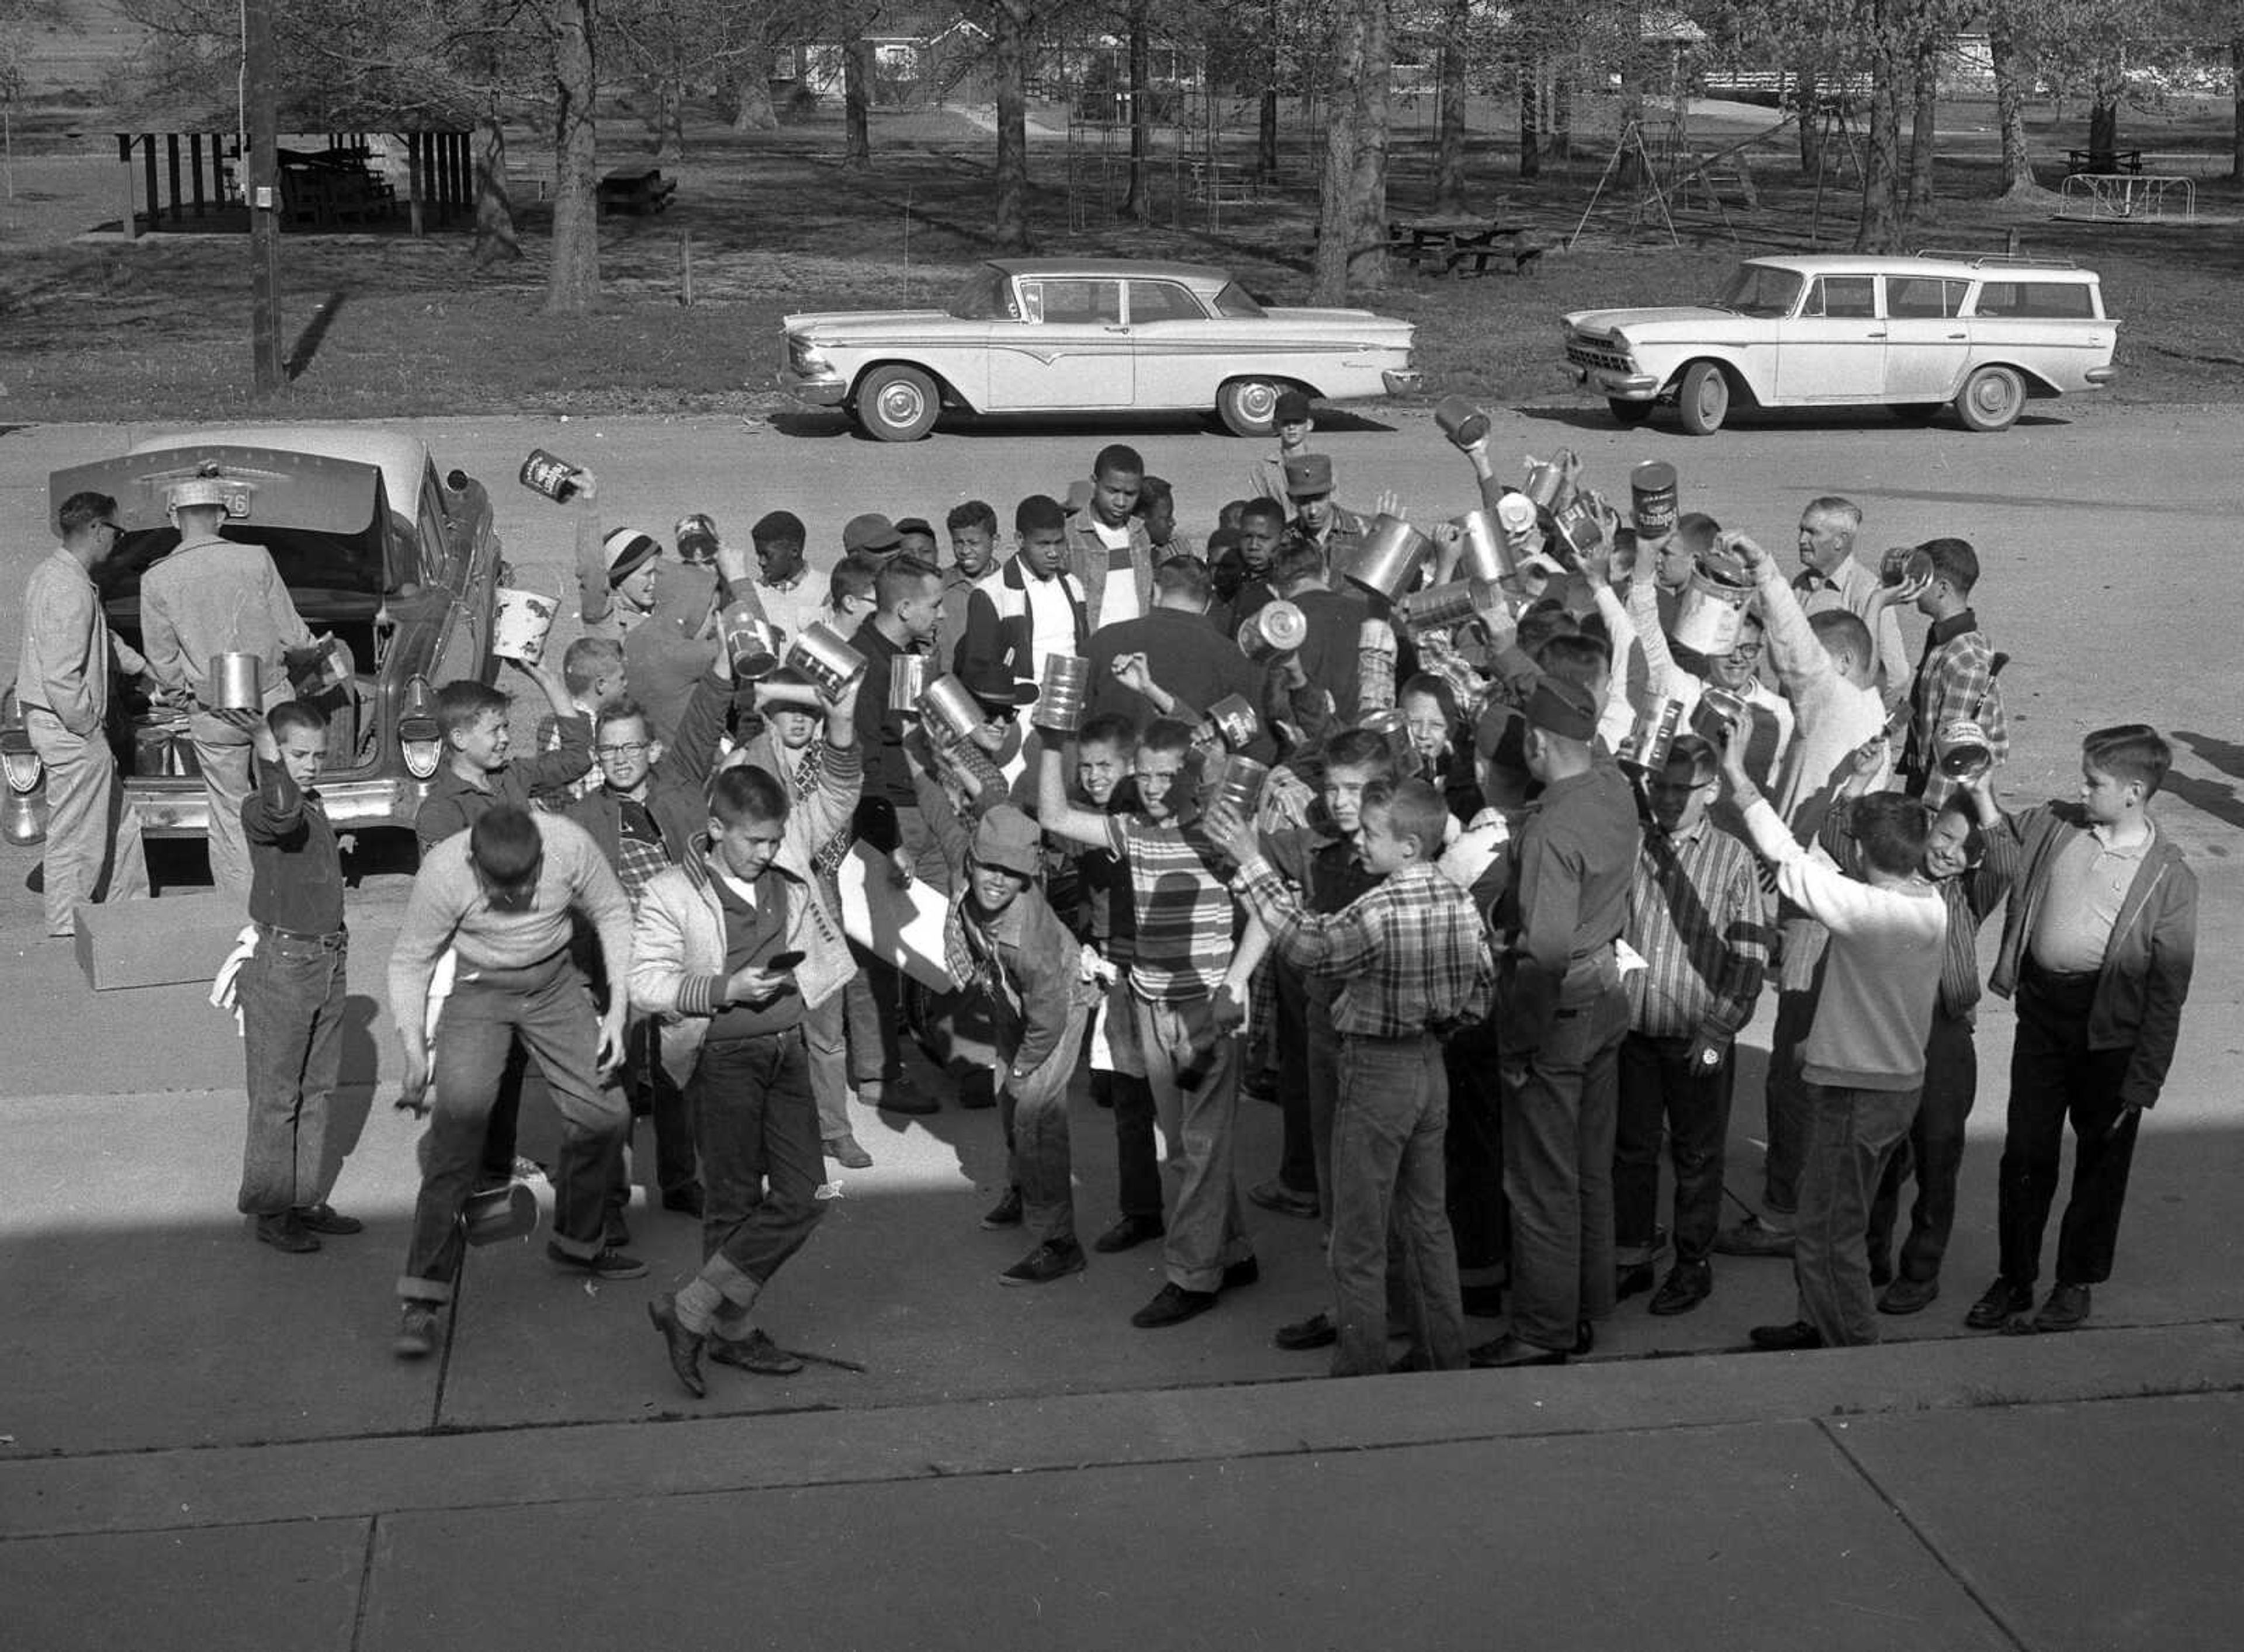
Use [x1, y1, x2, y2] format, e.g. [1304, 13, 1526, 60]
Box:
[399, 674, 442, 779]
[0, 691, 47, 846]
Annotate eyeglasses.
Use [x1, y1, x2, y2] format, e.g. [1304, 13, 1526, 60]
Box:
[595, 742, 652, 759]
[1724, 641, 1765, 661]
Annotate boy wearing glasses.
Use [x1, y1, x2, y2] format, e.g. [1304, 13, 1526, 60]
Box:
[388, 804, 638, 1359]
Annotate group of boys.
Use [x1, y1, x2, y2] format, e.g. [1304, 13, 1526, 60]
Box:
[15, 415, 2197, 1392]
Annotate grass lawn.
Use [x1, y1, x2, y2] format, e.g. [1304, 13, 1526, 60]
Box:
[3, 96, 2241, 425]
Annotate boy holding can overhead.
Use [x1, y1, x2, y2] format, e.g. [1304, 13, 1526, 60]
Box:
[1038, 719, 1272, 1330]
[1219, 777, 1495, 1377]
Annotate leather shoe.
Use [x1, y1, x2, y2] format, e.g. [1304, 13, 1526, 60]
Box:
[292, 1203, 362, 1235]
[980, 1187, 1024, 1230]
[1246, 1178, 1320, 1220]
[1748, 1319, 1824, 1352]
[869, 1081, 939, 1116]
[708, 1327, 804, 1376]
[1092, 1213, 1165, 1253]
[1713, 1215, 1796, 1259]
[1965, 1276, 2035, 1330]
[1649, 1260, 1712, 1317]
[2031, 1282, 2091, 1333]
[1469, 1334, 1566, 1369]
[1573, 1319, 1595, 1357]
[1131, 1283, 1218, 1329]
[647, 1294, 707, 1396]
[1615, 1261, 1657, 1301]
[254, 1211, 320, 1253]
[1273, 1310, 1337, 1351]
[661, 1184, 706, 1218]
[393, 1303, 440, 1360]
[1000, 1239, 1086, 1286]
[1221, 1256, 1260, 1291]
[1877, 1276, 1941, 1316]
[823, 1134, 874, 1170]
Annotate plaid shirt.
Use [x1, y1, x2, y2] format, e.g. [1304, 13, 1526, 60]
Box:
[1903, 609, 2008, 809]
[1235, 858, 1494, 1038]
[1625, 816, 1771, 1042]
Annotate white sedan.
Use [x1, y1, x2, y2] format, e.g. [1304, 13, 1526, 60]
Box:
[781, 258, 1422, 441]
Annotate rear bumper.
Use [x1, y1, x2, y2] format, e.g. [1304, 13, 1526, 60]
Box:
[2083, 366, 2118, 386]
[128, 775, 426, 836]
[1381, 368, 1425, 395]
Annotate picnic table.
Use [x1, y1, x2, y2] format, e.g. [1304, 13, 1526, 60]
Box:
[598, 166, 678, 216]
[1386, 214, 1545, 277]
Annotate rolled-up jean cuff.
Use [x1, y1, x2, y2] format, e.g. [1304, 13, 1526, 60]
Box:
[397, 1274, 452, 1305]
[548, 1230, 602, 1262]
[702, 1250, 766, 1309]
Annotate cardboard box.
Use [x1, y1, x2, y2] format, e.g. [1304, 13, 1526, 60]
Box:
[75, 892, 248, 992]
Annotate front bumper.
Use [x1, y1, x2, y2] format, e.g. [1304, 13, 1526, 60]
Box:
[1382, 368, 1426, 395]
[1575, 365, 1663, 399]
[780, 368, 849, 407]
[128, 775, 426, 836]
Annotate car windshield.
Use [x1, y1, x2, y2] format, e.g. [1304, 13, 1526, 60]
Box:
[1212, 281, 1265, 318]
[948, 265, 1018, 320]
[1712, 264, 1804, 318]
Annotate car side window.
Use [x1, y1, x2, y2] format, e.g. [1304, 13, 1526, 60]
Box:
[1127, 281, 1206, 324]
[1034, 279, 1122, 325]
[1886, 276, 1965, 319]
[1806, 276, 1876, 319]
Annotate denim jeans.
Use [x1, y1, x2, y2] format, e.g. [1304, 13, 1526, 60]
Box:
[399, 952, 628, 1304]
[1134, 990, 1253, 1294]
[25, 708, 148, 936]
[1501, 985, 1629, 1352]
[1757, 982, 1819, 1220]
[1331, 1035, 1466, 1376]
[1792, 1081, 1919, 1346]
[236, 930, 348, 1216]
[1272, 960, 1317, 1197]
[1000, 993, 1090, 1246]
[607, 1017, 699, 1214]
[1103, 978, 1163, 1220]
[804, 990, 851, 1141]
[1868, 1008, 1978, 1284]
[691, 1025, 825, 1306]
[1615, 1031, 1736, 1265]
[1997, 969, 2142, 1289]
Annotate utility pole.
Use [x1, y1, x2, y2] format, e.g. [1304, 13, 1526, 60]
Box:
[245, 0, 282, 393]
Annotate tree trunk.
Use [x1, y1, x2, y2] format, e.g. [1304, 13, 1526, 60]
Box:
[655, 73, 684, 160]
[472, 108, 521, 268]
[1120, 0, 1151, 221]
[991, 0, 1033, 251]
[1432, 0, 1469, 211]
[1344, 0, 1391, 292]
[1907, 32, 1937, 221]
[1854, 16, 1903, 252]
[2233, 34, 2243, 181]
[1549, 62, 1571, 160]
[1311, 3, 1369, 303]
[734, 69, 779, 131]
[1990, 8, 2038, 196]
[1259, 86, 1278, 181]
[1796, 65, 1822, 178]
[843, 36, 872, 169]
[1518, 53, 1539, 179]
[545, 0, 600, 314]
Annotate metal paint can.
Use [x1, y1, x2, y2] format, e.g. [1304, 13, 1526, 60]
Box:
[1689, 685, 1749, 747]
[1524, 450, 1574, 509]
[1547, 497, 1604, 570]
[1396, 576, 1500, 637]
[1237, 600, 1309, 662]
[785, 622, 867, 704]
[1630, 460, 1679, 538]
[887, 653, 929, 714]
[1937, 719, 1993, 780]
[1338, 515, 1431, 602]
[1034, 653, 1093, 733]
[1452, 508, 1513, 583]
[1670, 566, 1753, 658]
[491, 582, 559, 666]
[1207, 694, 1262, 751]
[1881, 545, 1935, 588]
[1628, 697, 1687, 771]
[207, 652, 263, 712]
[463, 1182, 539, 1246]
[1433, 394, 1491, 450]
[518, 448, 582, 503]
[719, 604, 782, 680]
[1208, 753, 1271, 822]
[916, 674, 986, 746]
[1359, 706, 1417, 774]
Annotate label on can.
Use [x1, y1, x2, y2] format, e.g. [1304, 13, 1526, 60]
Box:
[519, 448, 580, 503]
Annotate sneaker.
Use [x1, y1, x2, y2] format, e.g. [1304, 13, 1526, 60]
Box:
[394, 1303, 441, 1360]
[707, 1327, 804, 1376]
[254, 1211, 320, 1253]
[1965, 1276, 2035, 1330]
[292, 1203, 363, 1235]
[1091, 1213, 1165, 1253]
[1000, 1239, 1087, 1286]
[824, 1134, 874, 1170]
[1131, 1282, 1219, 1329]
[1877, 1276, 1941, 1316]
[2031, 1282, 2091, 1333]
[1246, 1178, 1320, 1220]
[1713, 1215, 1796, 1259]
[980, 1187, 1024, 1230]
[545, 1242, 649, 1281]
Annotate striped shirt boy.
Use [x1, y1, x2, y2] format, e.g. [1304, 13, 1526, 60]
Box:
[1627, 816, 1772, 1043]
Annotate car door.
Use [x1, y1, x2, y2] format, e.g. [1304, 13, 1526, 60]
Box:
[1121, 278, 1218, 410]
[1880, 275, 1971, 400]
[986, 276, 1134, 411]
[1773, 275, 1884, 402]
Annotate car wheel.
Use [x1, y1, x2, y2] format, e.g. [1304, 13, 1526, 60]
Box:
[1216, 377, 1284, 438]
[1677, 362, 1730, 435]
[855, 365, 941, 442]
[1954, 365, 2025, 432]
[1608, 398, 1656, 427]
[1889, 401, 1945, 423]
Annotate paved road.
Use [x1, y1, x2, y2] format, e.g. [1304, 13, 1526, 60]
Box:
[1, 404, 2240, 1648]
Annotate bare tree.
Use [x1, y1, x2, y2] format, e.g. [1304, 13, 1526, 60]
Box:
[1118, 0, 1152, 221]
[1907, 27, 1938, 220]
[843, 26, 873, 169]
[979, 0, 1037, 251]
[545, 0, 599, 313]
[1987, 1, 2043, 197]
[1432, 0, 1470, 210]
